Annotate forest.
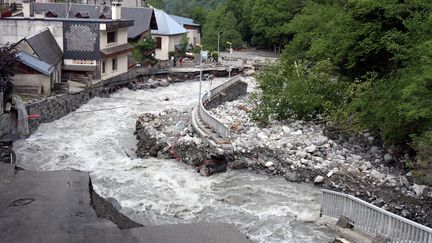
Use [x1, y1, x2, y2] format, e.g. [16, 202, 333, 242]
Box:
[150, 0, 432, 185]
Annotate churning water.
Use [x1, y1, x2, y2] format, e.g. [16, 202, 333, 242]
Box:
[14, 79, 335, 242]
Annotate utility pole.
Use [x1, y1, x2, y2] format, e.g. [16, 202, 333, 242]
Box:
[227, 41, 232, 78]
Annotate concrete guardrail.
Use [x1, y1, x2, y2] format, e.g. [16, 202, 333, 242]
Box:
[321, 189, 432, 242]
[197, 75, 241, 139]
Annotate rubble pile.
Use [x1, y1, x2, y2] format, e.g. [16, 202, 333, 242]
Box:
[209, 95, 432, 227]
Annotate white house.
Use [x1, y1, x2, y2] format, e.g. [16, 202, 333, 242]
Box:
[170, 14, 201, 46]
[151, 9, 187, 60]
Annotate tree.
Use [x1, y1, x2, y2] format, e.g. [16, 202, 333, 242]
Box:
[133, 37, 156, 64]
[250, 0, 304, 53]
[0, 45, 17, 104]
[145, 0, 165, 9]
[202, 5, 242, 51]
[178, 34, 189, 56]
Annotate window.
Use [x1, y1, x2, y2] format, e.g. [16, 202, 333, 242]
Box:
[107, 31, 117, 44]
[155, 37, 162, 49]
[112, 58, 117, 71]
[102, 61, 106, 74]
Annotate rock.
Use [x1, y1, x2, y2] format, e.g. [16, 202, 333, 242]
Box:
[314, 175, 324, 184]
[336, 215, 353, 229]
[406, 171, 413, 177]
[412, 184, 428, 196]
[365, 161, 373, 169]
[305, 145, 317, 153]
[231, 159, 249, 169]
[106, 197, 122, 211]
[257, 132, 268, 141]
[265, 161, 274, 168]
[295, 151, 307, 159]
[159, 79, 170, 87]
[399, 176, 410, 187]
[282, 126, 291, 134]
[284, 172, 298, 182]
[384, 153, 394, 163]
[370, 170, 386, 180]
[127, 82, 137, 91]
[292, 130, 303, 135]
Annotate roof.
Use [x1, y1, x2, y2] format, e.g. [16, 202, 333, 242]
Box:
[69, 4, 111, 19]
[16, 52, 54, 76]
[31, 2, 69, 18]
[121, 7, 158, 39]
[25, 28, 63, 66]
[169, 14, 200, 27]
[151, 9, 186, 36]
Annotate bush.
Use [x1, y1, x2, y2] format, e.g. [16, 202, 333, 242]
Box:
[252, 59, 346, 123]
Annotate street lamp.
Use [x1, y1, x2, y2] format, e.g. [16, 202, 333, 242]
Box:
[226, 41, 232, 78]
[198, 44, 203, 105]
[217, 31, 222, 54]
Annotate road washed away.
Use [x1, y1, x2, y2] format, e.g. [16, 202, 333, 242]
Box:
[14, 78, 334, 242]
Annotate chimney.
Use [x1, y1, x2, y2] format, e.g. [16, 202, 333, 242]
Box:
[111, 1, 121, 20]
[23, 0, 31, 18]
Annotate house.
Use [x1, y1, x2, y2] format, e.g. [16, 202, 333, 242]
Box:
[0, 1, 137, 85]
[14, 52, 55, 96]
[170, 14, 201, 46]
[13, 27, 63, 96]
[151, 9, 187, 60]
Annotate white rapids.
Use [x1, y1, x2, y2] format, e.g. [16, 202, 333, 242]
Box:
[14, 78, 335, 242]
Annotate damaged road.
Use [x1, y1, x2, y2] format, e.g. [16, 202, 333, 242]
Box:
[0, 165, 250, 243]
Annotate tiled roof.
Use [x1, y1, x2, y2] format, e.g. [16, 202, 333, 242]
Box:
[16, 52, 54, 76]
[25, 28, 63, 66]
[151, 9, 186, 36]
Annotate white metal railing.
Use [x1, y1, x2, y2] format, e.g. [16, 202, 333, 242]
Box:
[321, 189, 432, 242]
[197, 75, 241, 139]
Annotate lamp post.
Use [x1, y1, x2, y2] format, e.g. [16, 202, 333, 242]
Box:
[226, 41, 232, 78]
[198, 45, 203, 105]
[217, 31, 222, 54]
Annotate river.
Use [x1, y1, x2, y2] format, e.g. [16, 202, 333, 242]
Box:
[14, 78, 335, 242]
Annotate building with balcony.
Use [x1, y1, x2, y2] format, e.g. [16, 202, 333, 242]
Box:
[0, 1, 157, 86]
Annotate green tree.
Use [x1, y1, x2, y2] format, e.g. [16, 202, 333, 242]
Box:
[133, 37, 156, 64]
[0, 45, 17, 103]
[202, 5, 242, 51]
[250, 0, 304, 53]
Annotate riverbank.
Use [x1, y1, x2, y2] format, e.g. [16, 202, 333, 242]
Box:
[211, 94, 432, 228]
[134, 84, 432, 229]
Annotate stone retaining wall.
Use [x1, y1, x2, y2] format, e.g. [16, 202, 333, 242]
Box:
[26, 87, 111, 134]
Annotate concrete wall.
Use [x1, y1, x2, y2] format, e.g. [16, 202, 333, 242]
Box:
[204, 81, 248, 110]
[186, 29, 200, 45]
[13, 74, 52, 96]
[0, 19, 63, 49]
[26, 87, 111, 134]
[100, 27, 128, 49]
[168, 34, 182, 54]
[153, 35, 170, 60]
[101, 54, 128, 80]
